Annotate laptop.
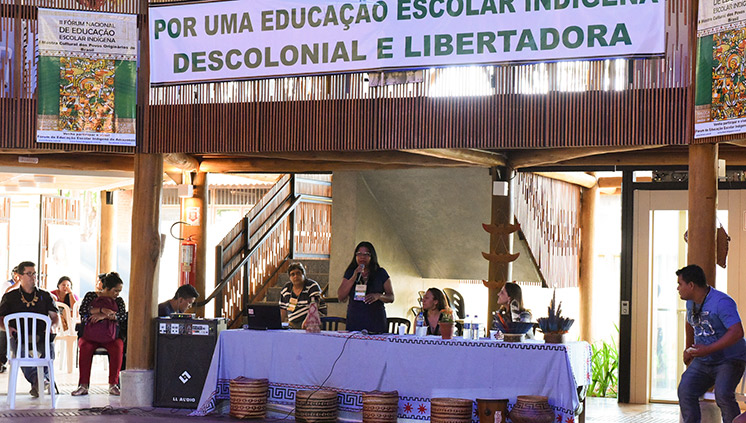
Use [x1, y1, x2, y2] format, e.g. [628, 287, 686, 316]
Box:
[246, 304, 284, 330]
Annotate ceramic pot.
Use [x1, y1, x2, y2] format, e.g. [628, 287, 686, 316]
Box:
[439, 322, 454, 339]
[476, 398, 509, 423]
[508, 395, 554, 423]
[543, 332, 565, 344]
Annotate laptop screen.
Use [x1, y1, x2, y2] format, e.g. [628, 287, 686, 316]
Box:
[246, 304, 283, 330]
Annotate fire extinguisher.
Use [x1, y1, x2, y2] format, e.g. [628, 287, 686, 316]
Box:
[180, 235, 197, 287]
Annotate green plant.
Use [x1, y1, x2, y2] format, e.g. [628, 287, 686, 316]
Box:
[588, 330, 619, 398]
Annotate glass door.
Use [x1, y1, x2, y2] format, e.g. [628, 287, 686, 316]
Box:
[634, 190, 731, 403]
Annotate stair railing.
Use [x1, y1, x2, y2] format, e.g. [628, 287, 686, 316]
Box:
[197, 174, 332, 327]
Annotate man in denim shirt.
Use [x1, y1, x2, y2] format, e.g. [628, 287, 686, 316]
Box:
[677, 264, 746, 423]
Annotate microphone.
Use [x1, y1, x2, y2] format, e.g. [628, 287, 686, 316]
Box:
[355, 264, 365, 284]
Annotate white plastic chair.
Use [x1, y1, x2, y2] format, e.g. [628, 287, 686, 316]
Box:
[4, 312, 56, 409]
[53, 302, 77, 373]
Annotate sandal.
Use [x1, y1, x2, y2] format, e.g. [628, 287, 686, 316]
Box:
[108, 385, 120, 396]
[71, 385, 89, 396]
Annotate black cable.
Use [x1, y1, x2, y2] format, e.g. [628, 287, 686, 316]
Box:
[268, 331, 359, 421]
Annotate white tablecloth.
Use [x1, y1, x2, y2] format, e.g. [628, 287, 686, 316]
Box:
[192, 330, 591, 422]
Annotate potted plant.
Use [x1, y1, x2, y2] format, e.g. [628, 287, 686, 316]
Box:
[439, 307, 455, 339]
[537, 290, 574, 343]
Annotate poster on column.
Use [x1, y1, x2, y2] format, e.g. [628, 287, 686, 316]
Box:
[694, 0, 746, 138]
[36, 9, 137, 146]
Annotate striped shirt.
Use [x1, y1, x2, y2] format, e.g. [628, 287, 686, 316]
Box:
[279, 279, 327, 329]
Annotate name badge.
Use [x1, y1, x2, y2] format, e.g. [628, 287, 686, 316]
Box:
[288, 297, 298, 312]
[354, 284, 366, 302]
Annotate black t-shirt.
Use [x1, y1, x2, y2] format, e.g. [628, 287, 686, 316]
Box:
[0, 287, 58, 333]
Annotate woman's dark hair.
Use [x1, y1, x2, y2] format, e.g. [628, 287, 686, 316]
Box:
[344, 241, 380, 275]
[101, 272, 124, 290]
[57, 276, 72, 288]
[423, 287, 447, 321]
[502, 282, 524, 309]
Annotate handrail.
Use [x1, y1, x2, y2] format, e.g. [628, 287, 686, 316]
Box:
[195, 193, 321, 307]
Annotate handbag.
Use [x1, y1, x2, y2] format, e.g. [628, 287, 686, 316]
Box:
[82, 296, 118, 344]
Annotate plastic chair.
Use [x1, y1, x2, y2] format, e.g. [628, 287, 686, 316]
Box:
[4, 312, 56, 409]
[54, 302, 77, 373]
[387, 317, 411, 334]
[443, 288, 466, 320]
[409, 306, 422, 320]
[320, 317, 346, 331]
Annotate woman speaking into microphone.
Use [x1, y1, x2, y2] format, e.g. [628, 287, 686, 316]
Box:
[338, 241, 394, 334]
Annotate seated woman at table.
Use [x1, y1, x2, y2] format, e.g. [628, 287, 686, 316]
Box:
[279, 262, 327, 329]
[421, 287, 447, 335]
[496, 282, 531, 322]
[338, 241, 394, 334]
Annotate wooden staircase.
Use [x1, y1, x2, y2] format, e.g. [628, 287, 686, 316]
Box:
[197, 174, 332, 328]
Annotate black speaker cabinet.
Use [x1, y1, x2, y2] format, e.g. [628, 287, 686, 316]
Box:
[154, 317, 226, 408]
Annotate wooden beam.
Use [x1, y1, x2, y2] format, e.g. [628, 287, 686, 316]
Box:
[228, 150, 466, 167]
[406, 149, 507, 167]
[164, 153, 200, 172]
[533, 171, 597, 188]
[199, 157, 471, 173]
[0, 153, 134, 172]
[509, 145, 666, 168]
[579, 185, 597, 343]
[598, 177, 622, 188]
[688, 144, 718, 286]
[127, 153, 163, 370]
[99, 190, 116, 275]
[180, 171, 208, 318]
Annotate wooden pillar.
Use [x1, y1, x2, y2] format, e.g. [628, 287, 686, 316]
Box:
[487, 167, 513, 320]
[127, 153, 163, 370]
[99, 190, 116, 273]
[687, 143, 718, 286]
[180, 172, 208, 317]
[578, 185, 597, 342]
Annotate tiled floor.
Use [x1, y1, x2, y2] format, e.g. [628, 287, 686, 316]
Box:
[0, 359, 686, 423]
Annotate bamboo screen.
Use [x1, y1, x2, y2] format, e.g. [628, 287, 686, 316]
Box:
[514, 172, 580, 289]
[0, 0, 734, 153]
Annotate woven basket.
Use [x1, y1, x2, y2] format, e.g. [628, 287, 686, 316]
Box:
[430, 397, 474, 423]
[229, 377, 269, 419]
[295, 389, 338, 423]
[363, 390, 399, 423]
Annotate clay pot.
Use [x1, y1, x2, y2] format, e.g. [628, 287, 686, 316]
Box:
[543, 332, 565, 344]
[229, 377, 268, 419]
[363, 390, 399, 423]
[508, 395, 555, 423]
[295, 389, 338, 423]
[476, 398, 509, 423]
[430, 397, 473, 423]
[439, 322, 454, 339]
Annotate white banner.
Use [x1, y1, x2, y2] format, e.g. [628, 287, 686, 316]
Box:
[39, 9, 137, 59]
[150, 0, 666, 85]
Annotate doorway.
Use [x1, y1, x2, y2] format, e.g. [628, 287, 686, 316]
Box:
[631, 189, 739, 403]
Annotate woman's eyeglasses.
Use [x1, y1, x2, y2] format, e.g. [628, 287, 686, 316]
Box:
[355, 252, 371, 257]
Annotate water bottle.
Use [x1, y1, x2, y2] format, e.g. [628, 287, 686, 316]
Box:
[463, 315, 471, 339]
[472, 315, 480, 340]
[415, 312, 425, 336]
